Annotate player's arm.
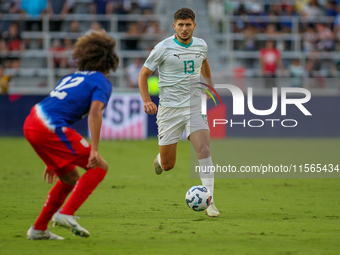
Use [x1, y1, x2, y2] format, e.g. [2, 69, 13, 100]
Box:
[87, 100, 107, 169]
[201, 58, 213, 99]
[138, 66, 157, 115]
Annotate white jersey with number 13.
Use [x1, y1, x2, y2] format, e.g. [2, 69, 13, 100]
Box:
[144, 34, 207, 108]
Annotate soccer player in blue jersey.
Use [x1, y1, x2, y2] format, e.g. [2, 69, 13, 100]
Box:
[24, 31, 119, 240]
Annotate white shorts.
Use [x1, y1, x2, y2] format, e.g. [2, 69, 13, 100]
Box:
[156, 105, 209, 146]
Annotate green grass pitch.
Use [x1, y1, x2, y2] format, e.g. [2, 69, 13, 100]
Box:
[0, 137, 339, 255]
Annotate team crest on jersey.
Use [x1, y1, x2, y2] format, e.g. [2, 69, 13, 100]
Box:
[80, 138, 90, 148]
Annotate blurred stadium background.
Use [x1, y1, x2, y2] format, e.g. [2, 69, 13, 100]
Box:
[0, 0, 340, 137]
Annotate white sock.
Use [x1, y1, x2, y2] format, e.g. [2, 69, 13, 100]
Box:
[157, 153, 164, 170]
[198, 156, 214, 202]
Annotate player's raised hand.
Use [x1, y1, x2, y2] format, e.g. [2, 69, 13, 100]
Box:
[144, 101, 157, 115]
[43, 166, 58, 184]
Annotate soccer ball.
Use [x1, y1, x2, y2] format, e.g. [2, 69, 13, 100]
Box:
[185, 185, 212, 211]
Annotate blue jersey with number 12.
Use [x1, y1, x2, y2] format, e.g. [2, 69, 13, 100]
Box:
[37, 71, 112, 130]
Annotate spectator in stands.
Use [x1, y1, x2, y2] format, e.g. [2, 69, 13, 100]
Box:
[69, 20, 80, 33]
[265, 24, 285, 51]
[127, 58, 143, 88]
[207, 0, 225, 33]
[90, 0, 113, 30]
[63, 37, 76, 69]
[266, 4, 283, 18]
[265, 24, 280, 39]
[0, 64, 10, 94]
[325, 0, 337, 17]
[112, 0, 131, 14]
[242, 25, 256, 68]
[90, 0, 113, 15]
[259, 40, 284, 88]
[303, 24, 318, 53]
[86, 21, 105, 35]
[145, 21, 163, 35]
[68, 20, 80, 44]
[333, 5, 340, 48]
[144, 21, 163, 50]
[48, 0, 70, 32]
[301, 0, 324, 21]
[289, 59, 305, 87]
[138, 0, 155, 12]
[295, 0, 309, 13]
[50, 38, 67, 69]
[122, 22, 141, 50]
[66, 0, 75, 13]
[138, 8, 153, 33]
[232, 3, 247, 33]
[3, 22, 25, 69]
[20, 0, 47, 31]
[249, 3, 266, 33]
[316, 23, 334, 51]
[262, 5, 283, 34]
[243, 25, 256, 51]
[0, 0, 21, 32]
[111, 0, 132, 31]
[281, 5, 299, 33]
[306, 50, 326, 88]
[0, 0, 21, 14]
[278, 5, 299, 51]
[233, 2, 247, 16]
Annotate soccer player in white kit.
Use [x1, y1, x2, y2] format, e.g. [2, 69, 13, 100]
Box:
[138, 7, 219, 217]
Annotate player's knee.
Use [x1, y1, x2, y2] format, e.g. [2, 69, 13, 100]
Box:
[60, 169, 80, 186]
[198, 145, 210, 158]
[67, 176, 79, 186]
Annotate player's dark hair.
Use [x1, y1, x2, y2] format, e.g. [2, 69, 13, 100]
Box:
[73, 32, 119, 73]
[174, 8, 195, 22]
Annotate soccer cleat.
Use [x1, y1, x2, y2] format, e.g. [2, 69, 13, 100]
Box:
[205, 202, 220, 217]
[153, 156, 163, 175]
[27, 226, 64, 240]
[52, 211, 90, 237]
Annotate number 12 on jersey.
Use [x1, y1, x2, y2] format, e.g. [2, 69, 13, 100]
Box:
[184, 60, 194, 74]
[50, 76, 84, 100]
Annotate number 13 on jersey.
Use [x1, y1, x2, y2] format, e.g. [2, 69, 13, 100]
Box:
[184, 60, 194, 74]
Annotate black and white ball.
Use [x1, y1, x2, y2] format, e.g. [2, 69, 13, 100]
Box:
[185, 185, 212, 211]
